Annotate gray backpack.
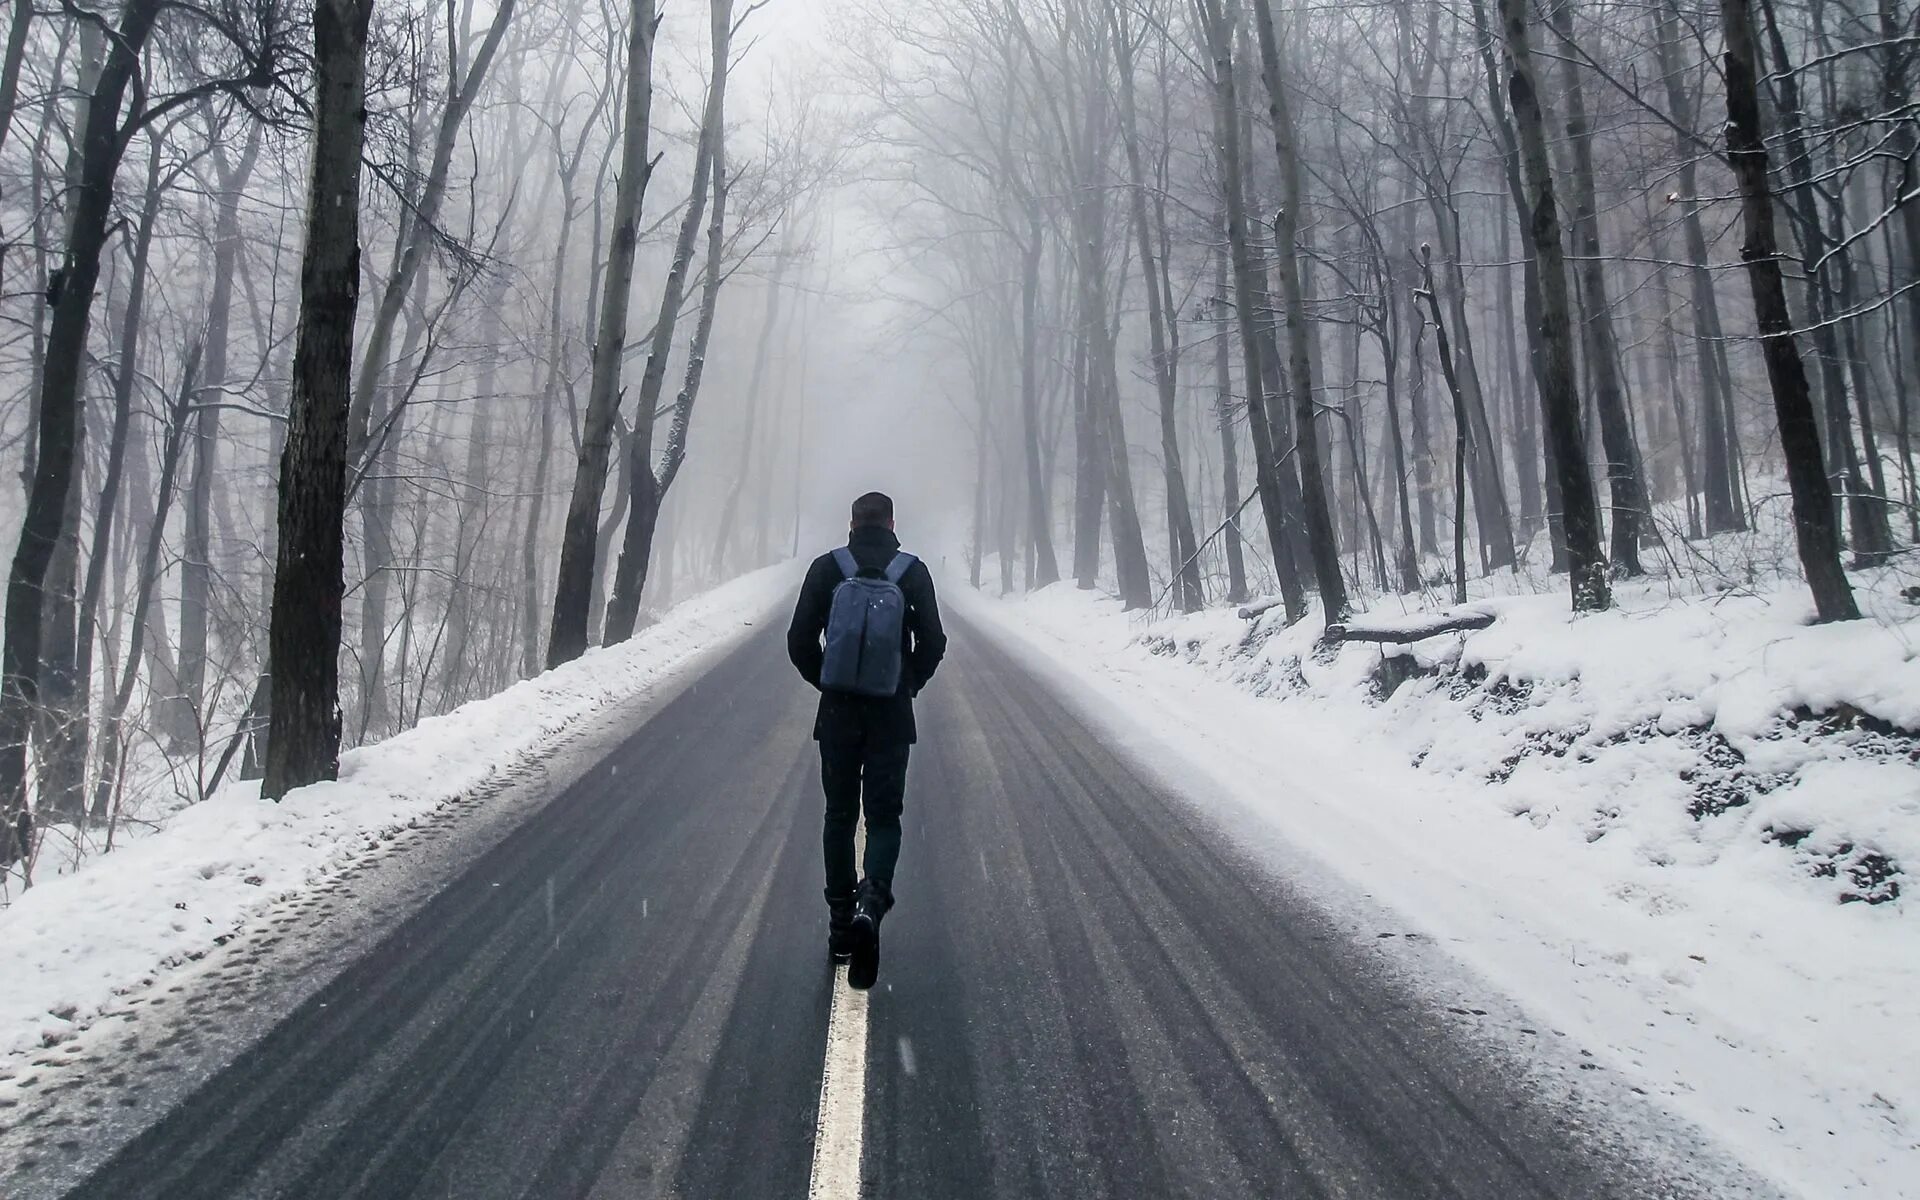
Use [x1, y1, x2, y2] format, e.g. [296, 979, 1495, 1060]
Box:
[821, 548, 916, 697]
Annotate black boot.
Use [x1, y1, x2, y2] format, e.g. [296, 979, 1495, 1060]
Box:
[848, 877, 892, 991]
[825, 889, 856, 961]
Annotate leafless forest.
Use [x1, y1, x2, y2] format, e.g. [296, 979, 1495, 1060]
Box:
[1, 0, 1915, 884]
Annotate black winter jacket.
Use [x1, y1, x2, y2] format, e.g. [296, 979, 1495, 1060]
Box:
[787, 525, 947, 744]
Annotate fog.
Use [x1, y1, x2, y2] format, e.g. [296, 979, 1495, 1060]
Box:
[3, 0, 1916, 871]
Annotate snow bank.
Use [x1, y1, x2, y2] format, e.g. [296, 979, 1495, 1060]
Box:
[0, 565, 793, 1063]
[960, 571, 1920, 1198]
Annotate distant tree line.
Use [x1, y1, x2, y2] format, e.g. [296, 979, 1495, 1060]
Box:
[847, 0, 1909, 627]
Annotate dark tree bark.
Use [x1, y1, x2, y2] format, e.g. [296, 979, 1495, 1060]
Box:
[1718, 0, 1858, 621]
[1251, 0, 1348, 620]
[1109, 5, 1201, 611]
[1496, 0, 1611, 611]
[1654, 0, 1744, 534]
[1200, 0, 1304, 622]
[2, 0, 167, 860]
[1549, 0, 1649, 576]
[1756, 0, 1892, 567]
[36, 412, 85, 818]
[1881, 0, 1920, 538]
[1404, 0, 1516, 574]
[521, 86, 602, 677]
[604, 0, 732, 644]
[262, 0, 377, 800]
[549, 0, 658, 666]
[1470, 0, 1566, 568]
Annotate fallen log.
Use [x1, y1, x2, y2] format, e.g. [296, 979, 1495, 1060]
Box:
[1236, 597, 1287, 620]
[1323, 610, 1495, 644]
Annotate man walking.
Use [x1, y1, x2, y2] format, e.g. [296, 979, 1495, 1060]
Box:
[787, 492, 946, 989]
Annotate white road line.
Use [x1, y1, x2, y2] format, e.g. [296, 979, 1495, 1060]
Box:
[808, 825, 870, 1199]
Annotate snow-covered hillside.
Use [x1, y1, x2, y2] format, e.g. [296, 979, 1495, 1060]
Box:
[961, 565, 1919, 1197]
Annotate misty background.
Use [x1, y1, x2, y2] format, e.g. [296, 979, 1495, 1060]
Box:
[2, 0, 1915, 884]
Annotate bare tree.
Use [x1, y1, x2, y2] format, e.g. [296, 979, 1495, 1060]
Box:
[262, 0, 378, 800]
[1495, 0, 1611, 612]
[604, 0, 737, 643]
[549, 0, 659, 666]
[1718, 0, 1858, 621]
[1251, 0, 1349, 620]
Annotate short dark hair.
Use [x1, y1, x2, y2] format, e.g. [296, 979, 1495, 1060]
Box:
[850, 491, 894, 528]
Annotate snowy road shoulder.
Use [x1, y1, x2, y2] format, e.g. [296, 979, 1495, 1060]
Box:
[953, 579, 1920, 1200]
[0, 565, 797, 1069]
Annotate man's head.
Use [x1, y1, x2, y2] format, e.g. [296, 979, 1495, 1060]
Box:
[850, 491, 895, 531]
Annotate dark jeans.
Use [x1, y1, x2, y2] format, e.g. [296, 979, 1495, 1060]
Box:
[821, 736, 910, 899]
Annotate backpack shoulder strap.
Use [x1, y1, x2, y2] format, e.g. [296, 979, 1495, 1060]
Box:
[832, 547, 859, 579]
[883, 552, 916, 584]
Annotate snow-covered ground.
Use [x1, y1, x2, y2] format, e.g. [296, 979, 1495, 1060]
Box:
[958, 567, 1920, 1199]
[0, 564, 793, 1065]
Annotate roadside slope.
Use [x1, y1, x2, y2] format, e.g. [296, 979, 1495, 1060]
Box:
[955, 578, 1920, 1199]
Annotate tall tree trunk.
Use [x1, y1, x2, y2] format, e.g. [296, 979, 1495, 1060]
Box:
[1250, 0, 1347, 619]
[1412, 0, 1516, 573]
[1109, 5, 1200, 611]
[262, 0, 376, 800]
[1881, 0, 1920, 531]
[1427, 197, 1518, 573]
[1655, 0, 1744, 534]
[1471, 0, 1566, 568]
[1718, 0, 1858, 621]
[37, 416, 85, 818]
[1549, 0, 1648, 576]
[1202, 0, 1304, 621]
[605, 0, 731, 644]
[1756, 0, 1892, 566]
[2, 0, 165, 860]
[549, 0, 657, 666]
[1496, 0, 1612, 611]
[75, 139, 167, 815]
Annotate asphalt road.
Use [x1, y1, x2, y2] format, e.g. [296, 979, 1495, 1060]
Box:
[60, 615, 1737, 1199]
